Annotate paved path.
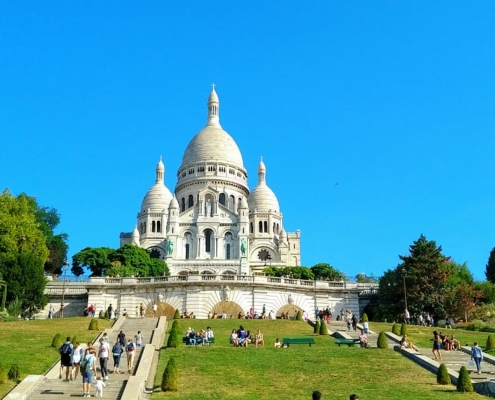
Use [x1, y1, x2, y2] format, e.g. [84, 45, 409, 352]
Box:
[27, 317, 158, 399]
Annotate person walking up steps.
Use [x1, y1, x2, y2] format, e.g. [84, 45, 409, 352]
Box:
[112, 340, 124, 373]
[59, 337, 73, 381]
[98, 338, 110, 381]
[134, 331, 144, 348]
[471, 342, 483, 374]
[126, 339, 136, 373]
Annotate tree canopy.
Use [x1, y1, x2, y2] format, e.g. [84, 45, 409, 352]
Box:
[485, 246, 495, 284]
[72, 244, 169, 277]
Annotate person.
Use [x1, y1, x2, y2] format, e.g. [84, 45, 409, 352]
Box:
[101, 332, 109, 345]
[94, 376, 106, 398]
[350, 395, 360, 400]
[400, 335, 418, 351]
[471, 341, 483, 374]
[135, 305, 139, 318]
[59, 337, 73, 381]
[81, 347, 97, 398]
[255, 329, 264, 348]
[451, 335, 460, 351]
[126, 339, 136, 372]
[118, 330, 126, 346]
[152, 302, 158, 317]
[359, 330, 368, 348]
[48, 304, 55, 319]
[71, 342, 84, 380]
[230, 329, 239, 346]
[122, 308, 128, 318]
[134, 331, 144, 348]
[140, 303, 145, 318]
[107, 304, 114, 320]
[274, 338, 281, 348]
[403, 308, 410, 324]
[112, 341, 124, 373]
[206, 326, 214, 342]
[262, 304, 266, 319]
[432, 331, 442, 360]
[98, 337, 110, 381]
[312, 391, 322, 400]
[363, 320, 369, 334]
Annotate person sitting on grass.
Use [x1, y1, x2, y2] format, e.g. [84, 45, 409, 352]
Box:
[451, 335, 460, 351]
[230, 329, 239, 346]
[255, 329, 265, 348]
[243, 330, 252, 346]
[274, 338, 282, 348]
[400, 335, 418, 351]
[237, 325, 247, 346]
[358, 330, 368, 348]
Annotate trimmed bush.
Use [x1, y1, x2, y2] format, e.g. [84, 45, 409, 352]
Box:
[167, 326, 181, 348]
[486, 335, 495, 351]
[71, 335, 78, 345]
[296, 310, 302, 321]
[88, 319, 99, 331]
[437, 363, 451, 385]
[319, 320, 329, 336]
[314, 320, 320, 334]
[377, 331, 388, 349]
[8, 364, 20, 381]
[0, 364, 7, 384]
[51, 333, 63, 348]
[392, 324, 400, 336]
[173, 309, 180, 319]
[104, 310, 109, 319]
[400, 323, 408, 336]
[98, 310, 104, 319]
[161, 357, 178, 392]
[362, 313, 368, 322]
[456, 366, 473, 392]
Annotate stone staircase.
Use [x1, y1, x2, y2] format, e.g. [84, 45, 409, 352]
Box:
[26, 317, 158, 400]
[326, 320, 378, 347]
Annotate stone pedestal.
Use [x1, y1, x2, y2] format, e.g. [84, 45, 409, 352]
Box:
[240, 256, 248, 275]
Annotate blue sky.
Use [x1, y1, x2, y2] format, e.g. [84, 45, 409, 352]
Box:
[1, 1, 494, 280]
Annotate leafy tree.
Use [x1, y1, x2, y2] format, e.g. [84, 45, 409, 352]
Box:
[0, 274, 6, 312]
[0, 253, 48, 316]
[486, 246, 495, 284]
[475, 281, 495, 304]
[311, 263, 344, 281]
[443, 284, 483, 322]
[356, 273, 378, 283]
[447, 262, 473, 286]
[437, 363, 451, 385]
[262, 266, 314, 280]
[72, 247, 114, 277]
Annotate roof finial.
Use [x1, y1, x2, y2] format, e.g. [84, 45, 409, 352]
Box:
[211, 82, 216, 90]
[207, 85, 220, 125]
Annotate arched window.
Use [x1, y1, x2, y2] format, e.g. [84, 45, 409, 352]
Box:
[205, 230, 212, 253]
[250, 222, 253, 233]
[144, 223, 146, 233]
[258, 221, 262, 233]
[188, 194, 194, 208]
[264, 221, 268, 233]
[152, 221, 156, 233]
[219, 193, 226, 206]
[181, 198, 186, 212]
[273, 222, 276, 234]
[229, 195, 235, 211]
[185, 244, 190, 260]
[140, 223, 143, 234]
[226, 244, 231, 260]
[157, 221, 161, 233]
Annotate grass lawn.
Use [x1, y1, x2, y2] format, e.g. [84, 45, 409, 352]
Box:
[0, 317, 112, 398]
[152, 320, 486, 400]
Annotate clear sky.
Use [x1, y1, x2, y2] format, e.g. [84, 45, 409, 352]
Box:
[1, 1, 494, 280]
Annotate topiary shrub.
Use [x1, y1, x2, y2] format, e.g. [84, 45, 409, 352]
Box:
[0, 364, 7, 384]
[314, 320, 320, 334]
[362, 313, 368, 322]
[8, 364, 20, 381]
[104, 310, 109, 319]
[99, 310, 104, 319]
[167, 326, 181, 348]
[319, 320, 329, 336]
[437, 363, 451, 385]
[296, 310, 302, 321]
[51, 333, 63, 348]
[400, 323, 408, 336]
[173, 309, 180, 319]
[161, 357, 178, 391]
[486, 334, 495, 351]
[88, 319, 99, 331]
[456, 366, 473, 392]
[392, 324, 400, 336]
[377, 331, 388, 349]
[71, 335, 78, 345]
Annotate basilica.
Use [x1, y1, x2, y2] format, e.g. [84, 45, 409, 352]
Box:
[120, 87, 301, 275]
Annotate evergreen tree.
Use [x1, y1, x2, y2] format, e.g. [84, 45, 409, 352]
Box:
[392, 324, 401, 336]
[486, 335, 495, 351]
[437, 363, 451, 385]
[377, 331, 388, 349]
[314, 320, 320, 334]
[167, 325, 181, 348]
[456, 366, 473, 392]
[400, 324, 408, 336]
[319, 321, 329, 336]
[88, 319, 99, 330]
[486, 247, 495, 284]
[173, 309, 180, 319]
[362, 313, 368, 322]
[161, 357, 178, 392]
[52, 333, 63, 348]
[296, 310, 302, 321]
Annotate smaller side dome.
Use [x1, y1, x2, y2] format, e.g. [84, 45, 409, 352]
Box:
[141, 157, 173, 211]
[132, 226, 140, 245]
[279, 228, 287, 242]
[248, 157, 280, 213]
[169, 196, 179, 209]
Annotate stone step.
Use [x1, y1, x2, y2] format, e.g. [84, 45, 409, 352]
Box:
[27, 377, 126, 399]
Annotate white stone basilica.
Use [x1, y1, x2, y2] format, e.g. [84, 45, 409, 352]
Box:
[120, 87, 301, 275]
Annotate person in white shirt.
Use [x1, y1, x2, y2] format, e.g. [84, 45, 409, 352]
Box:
[98, 338, 110, 381]
[134, 331, 144, 348]
[94, 376, 106, 397]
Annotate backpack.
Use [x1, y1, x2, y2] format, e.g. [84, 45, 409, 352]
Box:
[126, 342, 135, 352]
[60, 343, 71, 355]
[80, 356, 92, 373]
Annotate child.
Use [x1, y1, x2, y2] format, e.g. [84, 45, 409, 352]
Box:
[274, 338, 281, 348]
[94, 376, 106, 398]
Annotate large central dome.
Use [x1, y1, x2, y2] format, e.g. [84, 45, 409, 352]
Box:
[179, 87, 245, 170]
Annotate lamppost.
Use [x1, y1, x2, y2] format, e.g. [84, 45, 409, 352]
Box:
[402, 268, 408, 310]
[60, 261, 69, 318]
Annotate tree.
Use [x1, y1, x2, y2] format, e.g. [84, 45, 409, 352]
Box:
[456, 366, 473, 392]
[161, 357, 178, 391]
[486, 247, 495, 284]
[72, 247, 114, 277]
[311, 263, 345, 281]
[377, 331, 388, 349]
[443, 284, 482, 322]
[0, 253, 48, 316]
[475, 281, 495, 304]
[0, 274, 6, 313]
[437, 363, 451, 385]
[356, 273, 378, 283]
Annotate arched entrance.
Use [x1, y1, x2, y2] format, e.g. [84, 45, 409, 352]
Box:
[277, 304, 303, 319]
[144, 302, 177, 320]
[211, 301, 243, 319]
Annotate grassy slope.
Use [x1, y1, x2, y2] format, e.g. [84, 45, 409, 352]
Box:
[152, 320, 486, 400]
[0, 317, 112, 397]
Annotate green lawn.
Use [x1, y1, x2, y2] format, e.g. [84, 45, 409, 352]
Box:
[0, 317, 112, 398]
[152, 320, 486, 400]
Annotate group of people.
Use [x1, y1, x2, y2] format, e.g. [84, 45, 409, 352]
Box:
[58, 330, 144, 397]
[185, 326, 214, 345]
[229, 325, 265, 347]
[315, 307, 333, 323]
[431, 330, 461, 360]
